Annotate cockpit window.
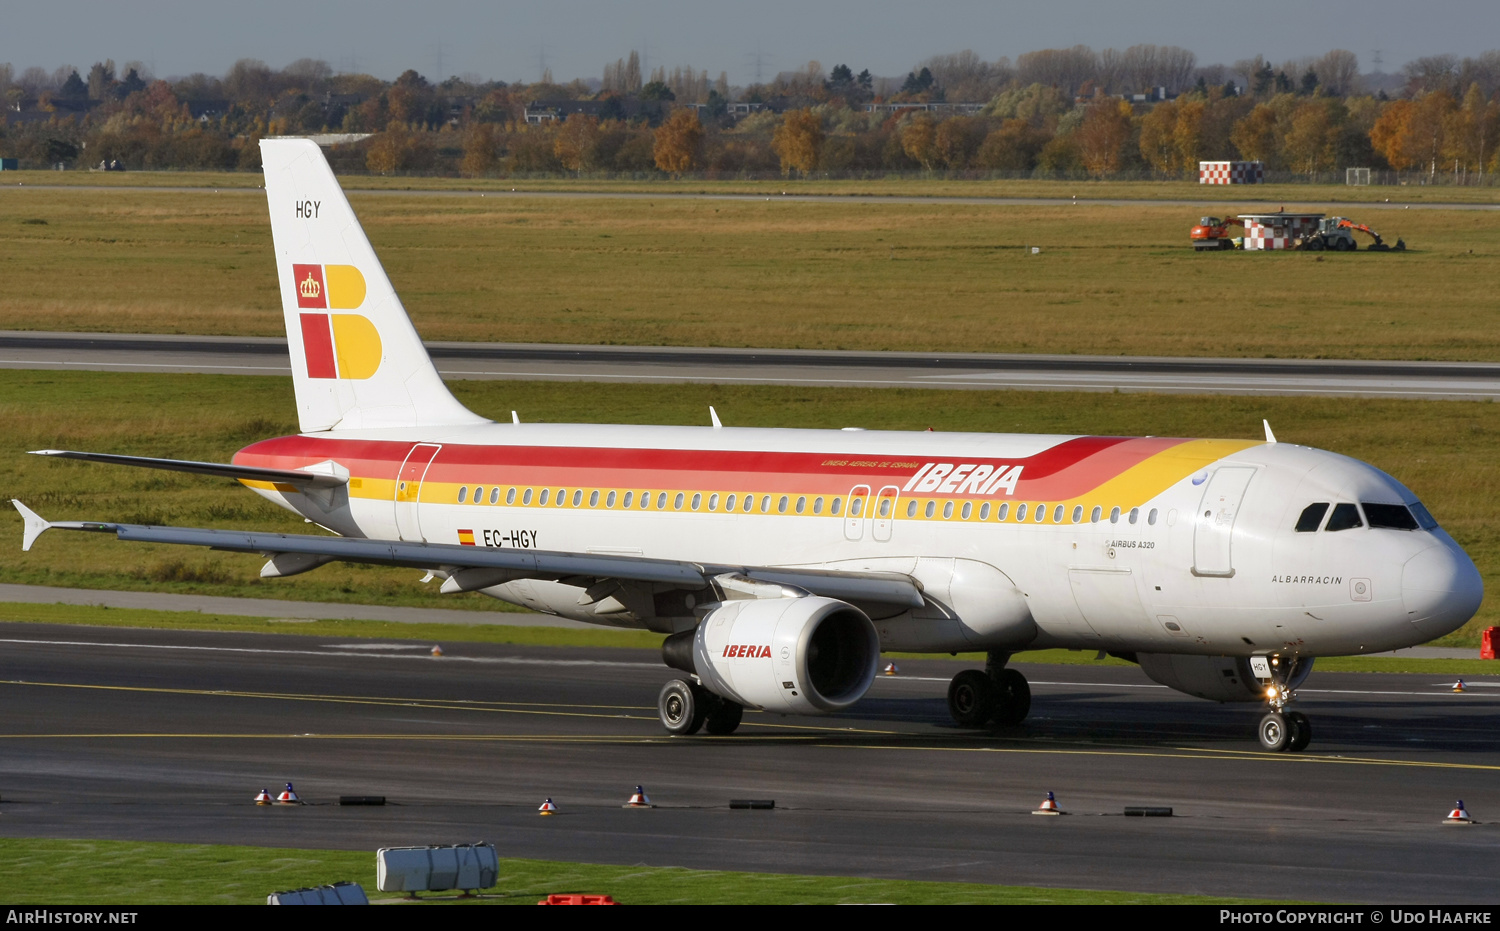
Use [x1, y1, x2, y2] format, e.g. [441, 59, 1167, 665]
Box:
[1408, 501, 1439, 530]
[1294, 503, 1329, 532]
[1325, 502, 1364, 532]
[1363, 503, 1420, 531]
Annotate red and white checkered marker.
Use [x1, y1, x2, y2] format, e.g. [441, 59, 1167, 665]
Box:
[623, 786, 654, 808]
[1445, 801, 1473, 824]
[275, 783, 300, 804]
[538, 797, 557, 815]
[254, 788, 273, 805]
[1033, 791, 1063, 815]
[883, 662, 898, 676]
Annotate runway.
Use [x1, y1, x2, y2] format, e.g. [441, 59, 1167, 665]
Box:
[6, 331, 1500, 400]
[1, 621, 1496, 903]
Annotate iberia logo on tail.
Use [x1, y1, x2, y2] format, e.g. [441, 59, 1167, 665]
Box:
[292, 263, 381, 380]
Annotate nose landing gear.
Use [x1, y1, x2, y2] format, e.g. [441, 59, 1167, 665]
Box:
[946, 652, 1031, 727]
[1256, 657, 1312, 752]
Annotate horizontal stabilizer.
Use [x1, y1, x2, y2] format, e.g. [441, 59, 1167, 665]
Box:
[30, 450, 348, 489]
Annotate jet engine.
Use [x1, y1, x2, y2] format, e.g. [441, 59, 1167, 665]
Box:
[1136, 653, 1314, 702]
[663, 596, 880, 715]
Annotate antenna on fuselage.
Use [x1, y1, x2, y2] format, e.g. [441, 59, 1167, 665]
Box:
[1263, 419, 1277, 444]
[709, 406, 722, 429]
[512, 411, 520, 424]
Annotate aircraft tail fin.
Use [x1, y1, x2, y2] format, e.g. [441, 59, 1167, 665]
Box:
[259, 138, 486, 433]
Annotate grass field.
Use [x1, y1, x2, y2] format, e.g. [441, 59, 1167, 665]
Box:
[0, 837, 1246, 904]
[7, 167, 1498, 205]
[0, 370, 1495, 646]
[2, 185, 1497, 359]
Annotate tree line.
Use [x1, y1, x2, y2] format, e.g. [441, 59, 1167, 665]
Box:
[2, 48, 1497, 180]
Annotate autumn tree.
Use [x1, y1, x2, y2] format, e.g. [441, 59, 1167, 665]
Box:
[1282, 99, 1338, 175]
[975, 119, 1048, 170]
[1075, 98, 1134, 177]
[1138, 99, 1180, 175]
[461, 122, 499, 177]
[652, 107, 702, 175]
[1446, 83, 1500, 173]
[1231, 103, 1281, 164]
[772, 108, 823, 176]
[554, 113, 603, 173]
[933, 116, 978, 169]
[900, 112, 938, 169]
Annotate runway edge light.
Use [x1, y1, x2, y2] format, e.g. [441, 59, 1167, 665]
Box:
[276, 782, 301, 805]
[883, 662, 898, 676]
[254, 788, 273, 805]
[1452, 679, 1467, 693]
[431, 645, 443, 657]
[1444, 800, 1473, 824]
[624, 785, 654, 808]
[1034, 791, 1064, 816]
[538, 797, 557, 815]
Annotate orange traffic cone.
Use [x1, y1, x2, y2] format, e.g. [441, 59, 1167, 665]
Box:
[431, 645, 444, 657]
[1445, 800, 1473, 824]
[275, 782, 300, 805]
[1453, 679, 1467, 693]
[538, 797, 557, 816]
[883, 662, 898, 676]
[254, 788, 273, 806]
[623, 785, 654, 808]
[1033, 791, 1064, 816]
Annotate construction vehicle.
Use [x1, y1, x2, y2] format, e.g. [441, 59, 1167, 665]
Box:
[1190, 216, 1245, 250]
[1297, 217, 1405, 252]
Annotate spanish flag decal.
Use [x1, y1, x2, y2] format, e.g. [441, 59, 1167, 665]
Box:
[457, 529, 476, 546]
[293, 264, 381, 380]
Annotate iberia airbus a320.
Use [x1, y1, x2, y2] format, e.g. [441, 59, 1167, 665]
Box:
[13, 140, 1483, 751]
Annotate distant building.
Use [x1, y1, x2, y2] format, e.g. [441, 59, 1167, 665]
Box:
[865, 102, 986, 115]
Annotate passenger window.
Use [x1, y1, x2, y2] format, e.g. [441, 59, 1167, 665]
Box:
[1110, 506, 1121, 524]
[691, 493, 701, 510]
[1325, 502, 1364, 532]
[725, 494, 735, 511]
[831, 497, 841, 516]
[475, 486, 484, 502]
[813, 497, 823, 514]
[997, 503, 1008, 521]
[607, 491, 617, 508]
[522, 488, 533, 505]
[925, 500, 936, 518]
[590, 490, 601, 507]
[744, 495, 754, 512]
[1053, 505, 1063, 523]
[761, 495, 771, 513]
[1147, 507, 1157, 525]
[1035, 504, 1045, 522]
[1072, 505, 1083, 523]
[1295, 503, 1329, 532]
[1363, 502, 1419, 530]
[1091, 506, 1102, 523]
[1016, 503, 1028, 521]
[658, 492, 668, 509]
[942, 501, 953, 519]
[623, 491, 634, 508]
[1129, 507, 1139, 525]
[555, 488, 565, 506]
[709, 493, 719, 511]
[675, 493, 686, 510]
[961, 502, 972, 520]
[906, 500, 917, 517]
[879, 498, 892, 517]
[458, 486, 468, 503]
[851, 498, 864, 518]
[506, 488, 516, 505]
[979, 502, 989, 520]
[777, 496, 788, 513]
[489, 487, 499, 505]
[795, 496, 806, 514]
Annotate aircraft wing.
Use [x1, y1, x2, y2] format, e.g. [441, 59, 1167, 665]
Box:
[10, 502, 926, 611]
[28, 450, 349, 489]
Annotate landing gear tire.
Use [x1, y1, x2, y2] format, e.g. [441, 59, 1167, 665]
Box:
[992, 668, 1032, 725]
[704, 699, 744, 736]
[1286, 711, 1311, 752]
[948, 670, 996, 727]
[658, 679, 706, 736]
[1258, 712, 1292, 752]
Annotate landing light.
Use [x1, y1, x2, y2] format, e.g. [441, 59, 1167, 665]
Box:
[1266, 687, 1278, 699]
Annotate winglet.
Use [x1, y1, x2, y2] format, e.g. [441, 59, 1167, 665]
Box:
[11, 500, 51, 552]
[710, 406, 722, 429]
[1263, 419, 1277, 444]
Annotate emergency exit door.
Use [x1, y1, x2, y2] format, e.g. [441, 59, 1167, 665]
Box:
[394, 444, 442, 542]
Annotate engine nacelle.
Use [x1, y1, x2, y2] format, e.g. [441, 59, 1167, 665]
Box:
[671, 596, 880, 715]
[1136, 653, 1314, 702]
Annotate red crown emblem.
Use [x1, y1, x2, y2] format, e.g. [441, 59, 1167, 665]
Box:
[299, 273, 322, 299]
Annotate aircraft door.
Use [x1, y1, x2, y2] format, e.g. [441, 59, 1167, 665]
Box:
[872, 485, 900, 542]
[1193, 466, 1255, 577]
[394, 443, 442, 542]
[844, 484, 871, 541]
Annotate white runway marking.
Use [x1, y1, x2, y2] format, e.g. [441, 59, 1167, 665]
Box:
[0, 637, 657, 668]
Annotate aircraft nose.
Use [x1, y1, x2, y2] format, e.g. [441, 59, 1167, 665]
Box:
[1402, 543, 1484, 639]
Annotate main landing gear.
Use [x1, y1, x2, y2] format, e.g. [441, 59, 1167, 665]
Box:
[658, 679, 743, 736]
[947, 652, 1031, 727]
[1256, 658, 1311, 753]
